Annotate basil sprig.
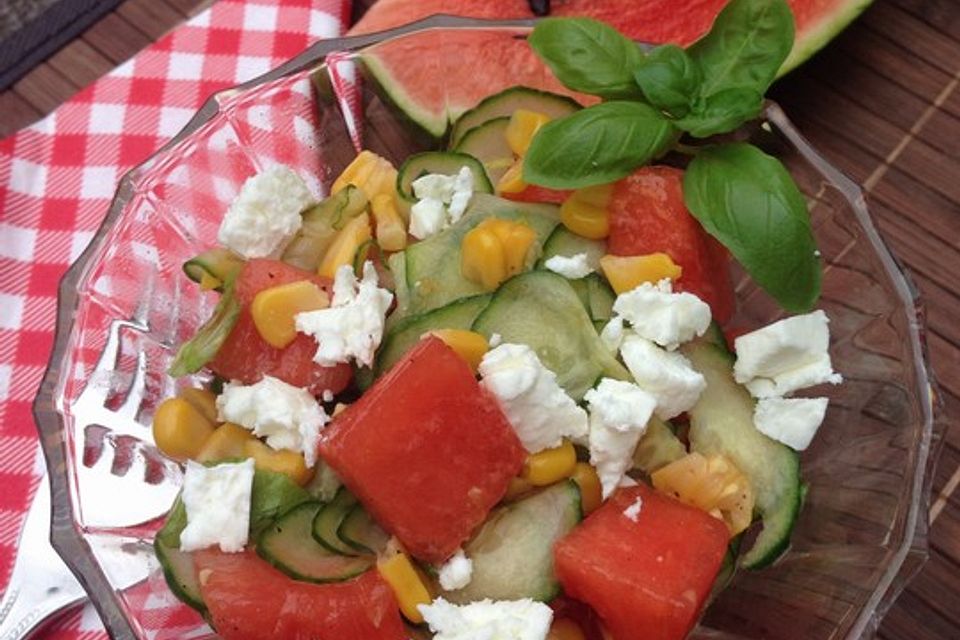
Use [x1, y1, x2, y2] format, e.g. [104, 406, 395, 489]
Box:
[523, 0, 821, 312]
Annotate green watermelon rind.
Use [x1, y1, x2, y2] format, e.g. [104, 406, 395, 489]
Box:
[361, 50, 448, 139]
[780, 0, 875, 75]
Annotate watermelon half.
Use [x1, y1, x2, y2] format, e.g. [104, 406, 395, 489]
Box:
[352, 0, 873, 138]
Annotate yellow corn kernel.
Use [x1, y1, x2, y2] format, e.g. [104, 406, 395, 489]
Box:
[371, 193, 407, 252]
[199, 272, 222, 291]
[570, 462, 603, 515]
[332, 150, 380, 195]
[560, 185, 612, 240]
[548, 618, 587, 640]
[599, 252, 683, 294]
[242, 439, 315, 486]
[506, 109, 552, 157]
[496, 159, 527, 194]
[461, 224, 507, 290]
[251, 280, 329, 349]
[504, 475, 535, 501]
[377, 552, 433, 623]
[427, 329, 489, 371]
[317, 212, 372, 279]
[179, 387, 218, 424]
[152, 398, 216, 461]
[487, 218, 538, 276]
[195, 422, 255, 463]
[522, 440, 577, 487]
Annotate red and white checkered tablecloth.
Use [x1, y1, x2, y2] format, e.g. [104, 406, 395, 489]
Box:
[0, 0, 350, 636]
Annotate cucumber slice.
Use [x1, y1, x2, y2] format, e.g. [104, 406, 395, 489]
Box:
[282, 185, 368, 272]
[403, 193, 559, 316]
[681, 340, 801, 569]
[182, 248, 245, 292]
[168, 286, 241, 377]
[154, 538, 205, 613]
[632, 417, 686, 475]
[396, 151, 493, 203]
[311, 488, 363, 556]
[452, 117, 513, 186]
[338, 504, 390, 555]
[449, 86, 582, 148]
[387, 251, 410, 320]
[585, 275, 616, 322]
[539, 226, 606, 268]
[376, 294, 491, 378]
[258, 501, 373, 583]
[471, 270, 629, 401]
[446, 481, 581, 603]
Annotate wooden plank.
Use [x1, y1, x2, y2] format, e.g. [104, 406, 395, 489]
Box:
[914, 108, 960, 161]
[879, 589, 960, 640]
[861, 1, 960, 76]
[11, 61, 79, 113]
[46, 39, 114, 91]
[891, 0, 960, 41]
[0, 90, 42, 137]
[165, 0, 215, 18]
[930, 495, 960, 561]
[116, 0, 188, 41]
[81, 12, 153, 65]
[928, 333, 960, 399]
[901, 549, 960, 627]
[893, 137, 960, 207]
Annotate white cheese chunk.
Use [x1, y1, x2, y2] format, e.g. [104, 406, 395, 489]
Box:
[479, 343, 588, 453]
[410, 197, 448, 240]
[438, 548, 474, 591]
[599, 316, 625, 355]
[448, 166, 474, 223]
[419, 597, 553, 640]
[612, 279, 711, 350]
[623, 496, 643, 522]
[753, 397, 829, 451]
[216, 375, 328, 467]
[733, 310, 843, 398]
[180, 459, 255, 553]
[584, 378, 656, 499]
[408, 167, 475, 238]
[620, 334, 706, 420]
[543, 253, 594, 280]
[217, 165, 312, 259]
[295, 262, 393, 368]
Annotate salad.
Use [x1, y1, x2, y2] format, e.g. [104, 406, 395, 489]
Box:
[153, 2, 843, 639]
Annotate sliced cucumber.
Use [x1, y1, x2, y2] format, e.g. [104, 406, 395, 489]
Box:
[681, 340, 801, 569]
[282, 185, 368, 271]
[471, 270, 629, 401]
[182, 248, 245, 292]
[311, 488, 362, 556]
[396, 151, 493, 203]
[154, 538, 205, 613]
[338, 505, 389, 555]
[539, 226, 606, 268]
[376, 294, 491, 378]
[258, 501, 372, 583]
[387, 251, 409, 320]
[449, 86, 582, 148]
[632, 417, 686, 475]
[452, 117, 513, 186]
[446, 481, 581, 603]
[403, 193, 559, 316]
[702, 321, 729, 352]
[168, 287, 241, 377]
[585, 275, 616, 322]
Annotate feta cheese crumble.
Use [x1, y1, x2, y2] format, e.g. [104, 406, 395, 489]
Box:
[599, 316, 625, 354]
[620, 335, 706, 420]
[754, 397, 829, 451]
[438, 548, 474, 591]
[612, 279, 711, 351]
[418, 597, 553, 640]
[543, 253, 594, 279]
[733, 310, 843, 398]
[584, 378, 657, 499]
[180, 459, 255, 553]
[623, 496, 644, 522]
[295, 262, 393, 368]
[217, 165, 312, 259]
[479, 343, 588, 453]
[409, 167, 474, 239]
[216, 376, 328, 467]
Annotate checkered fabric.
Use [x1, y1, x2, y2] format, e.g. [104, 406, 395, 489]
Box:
[0, 1, 350, 636]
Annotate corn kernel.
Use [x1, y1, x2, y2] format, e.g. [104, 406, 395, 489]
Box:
[504, 475, 535, 501]
[426, 329, 489, 371]
[152, 398, 216, 461]
[570, 462, 603, 515]
[371, 193, 407, 251]
[506, 109, 552, 156]
[195, 422, 255, 463]
[377, 552, 432, 623]
[522, 439, 577, 487]
[599, 252, 682, 294]
[332, 150, 380, 195]
[178, 387, 218, 424]
[242, 439, 315, 486]
[496, 159, 527, 194]
[317, 212, 372, 279]
[560, 185, 613, 240]
[199, 272, 222, 291]
[487, 219, 538, 276]
[251, 280, 329, 349]
[548, 618, 587, 640]
[461, 218, 537, 290]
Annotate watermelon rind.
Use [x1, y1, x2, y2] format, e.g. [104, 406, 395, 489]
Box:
[780, 0, 875, 75]
[361, 50, 448, 139]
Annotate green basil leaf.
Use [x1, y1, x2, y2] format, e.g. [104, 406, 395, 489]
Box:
[524, 102, 677, 189]
[529, 17, 645, 100]
[683, 143, 820, 312]
[679, 87, 764, 137]
[689, 0, 794, 97]
[633, 45, 702, 118]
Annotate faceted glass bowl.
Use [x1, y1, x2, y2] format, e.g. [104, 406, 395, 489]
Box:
[33, 17, 945, 640]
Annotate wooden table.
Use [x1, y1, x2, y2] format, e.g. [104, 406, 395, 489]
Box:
[1, 0, 956, 637]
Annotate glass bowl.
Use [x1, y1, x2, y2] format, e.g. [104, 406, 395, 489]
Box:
[33, 16, 945, 640]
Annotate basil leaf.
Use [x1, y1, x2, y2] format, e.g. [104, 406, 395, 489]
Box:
[684, 143, 820, 312]
[689, 0, 794, 98]
[524, 102, 677, 189]
[529, 17, 645, 100]
[633, 45, 702, 118]
[679, 87, 764, 138]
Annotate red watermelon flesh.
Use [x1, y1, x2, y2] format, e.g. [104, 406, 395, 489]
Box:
[353, 0, 872, 136]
